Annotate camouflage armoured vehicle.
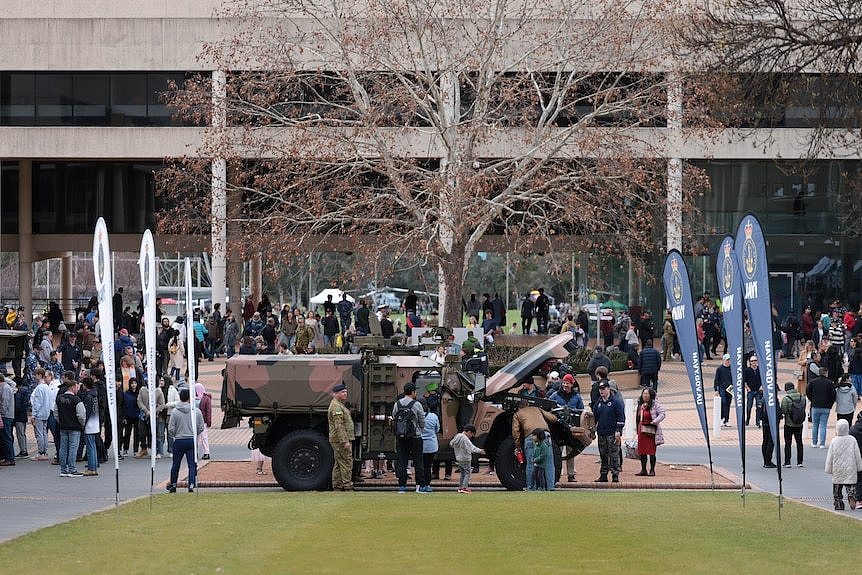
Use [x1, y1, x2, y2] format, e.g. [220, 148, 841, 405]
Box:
[222, 332, 594, 491]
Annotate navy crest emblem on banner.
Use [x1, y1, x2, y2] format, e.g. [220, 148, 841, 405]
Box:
[722, 242, 734, 294]
[671, 257, 683, 303]
[742, 219, 757, 280]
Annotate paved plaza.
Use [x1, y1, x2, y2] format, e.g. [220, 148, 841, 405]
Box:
[0, 353, 856, 543]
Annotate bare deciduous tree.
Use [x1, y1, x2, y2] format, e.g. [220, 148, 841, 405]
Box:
[679, 0, 862, 233]
[159, 0, 705, 326]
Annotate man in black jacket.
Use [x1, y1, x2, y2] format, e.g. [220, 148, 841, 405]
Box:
[58, 333, 82, 375]
[535, 288, 550, 334]
[714, 354, 733, 427]
[638, 340, 662, 390]
[156, 317, 175, 375]
[587, 347, 612, 382]
[806, 367, 836, 448]
[593, 380, 625, 483]
[321, 309, 339, 348]
[744, 356, 763, 428]
[520, 294, 534, 335]
[55, 378, 86, 477]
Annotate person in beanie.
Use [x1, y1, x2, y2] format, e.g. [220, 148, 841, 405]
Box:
[825, 418, 862, 510]
[834, 374, 858, 425]
[166, 388, 205, 493]
[530, 428, 550, 491]
[780, 381, 806, 468]
[549, 374, 583, 482]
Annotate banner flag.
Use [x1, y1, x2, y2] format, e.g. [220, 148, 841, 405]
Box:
[93, 217, 121, 504]
[184, 258, 198, 464]
[663, 250, 713, 459]
[735, 214, 782, 470]
[715, 236, 747, 479]
[138, 230, 159, 473]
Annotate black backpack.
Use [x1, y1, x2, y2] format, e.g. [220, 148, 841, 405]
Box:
[788, 395, 806, 425]
[393, 399, 418, 439]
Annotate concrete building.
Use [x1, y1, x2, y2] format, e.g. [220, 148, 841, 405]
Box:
[1, 2, 859, 322]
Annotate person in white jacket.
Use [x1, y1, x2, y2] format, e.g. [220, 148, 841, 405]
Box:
[825, 418, 862, 510]
[28, 368, 52, 460]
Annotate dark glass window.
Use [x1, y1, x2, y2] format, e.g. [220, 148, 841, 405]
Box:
[691, 73, 862, 128]
[1, 161, 19, 234]
[0, 73, 35, 125]
[35, 73, 73, 124]
[32, 162, 162, 234]
[0, 72, 203, 126]
[73, 74, 108, 124]
[110, 73, 147, 125]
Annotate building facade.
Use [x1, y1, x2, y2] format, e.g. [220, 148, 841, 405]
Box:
[1, 3, 859, 321]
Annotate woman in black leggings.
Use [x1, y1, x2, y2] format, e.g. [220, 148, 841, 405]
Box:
[120, 379, 140, 457]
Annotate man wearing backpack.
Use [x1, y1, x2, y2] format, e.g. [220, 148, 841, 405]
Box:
[781, 381, 806, 467]
[391, 383, 428, 493]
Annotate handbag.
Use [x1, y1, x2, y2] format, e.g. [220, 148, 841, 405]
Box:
[641, 423, 657, 436]
[624, 440, 639, 459]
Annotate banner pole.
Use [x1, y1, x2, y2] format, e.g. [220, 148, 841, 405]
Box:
[662, 251, 713, 481]
[139, 230, 159, 503]
[735, 214, 782, 517]
[93, 217, 121, 508]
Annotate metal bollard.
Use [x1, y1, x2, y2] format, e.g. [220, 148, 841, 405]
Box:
[623, 398, 635, 440]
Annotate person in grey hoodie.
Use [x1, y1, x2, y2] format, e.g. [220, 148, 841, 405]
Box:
[166, 388, 204, 493]
[835, 375, 858, 425]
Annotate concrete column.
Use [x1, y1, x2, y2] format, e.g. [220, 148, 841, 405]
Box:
[17, 160, 33, 324]
[666, 73, 683, 253]
[61, 253, 73, 324]
[210, 70, 227, 315]
[250, 254, 262, 305]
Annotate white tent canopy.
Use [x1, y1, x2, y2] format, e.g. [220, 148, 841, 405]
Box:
[310, 289, 354, 305]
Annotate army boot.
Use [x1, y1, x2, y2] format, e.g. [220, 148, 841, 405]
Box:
[351, 460, 365, 484]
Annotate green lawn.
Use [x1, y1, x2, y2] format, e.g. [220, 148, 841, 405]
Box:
[2, 491, 858, 574]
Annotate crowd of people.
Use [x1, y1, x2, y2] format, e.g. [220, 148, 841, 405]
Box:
[0, 292, 213, 487]
[4, 287, 862, 505]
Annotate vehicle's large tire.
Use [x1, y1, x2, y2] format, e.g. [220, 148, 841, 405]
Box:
[495, 436, 526, 490]
[495, 435, 563, 491]
[271, 430, 334, 491]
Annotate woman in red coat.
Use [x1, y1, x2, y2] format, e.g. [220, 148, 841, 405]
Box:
[635, 387, 666, 476]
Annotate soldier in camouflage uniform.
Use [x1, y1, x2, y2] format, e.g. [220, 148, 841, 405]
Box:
[328, 383, 354, 490]
[293, 316, 316, 354]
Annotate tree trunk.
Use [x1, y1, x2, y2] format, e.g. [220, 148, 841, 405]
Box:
[437, 250, 467, 328]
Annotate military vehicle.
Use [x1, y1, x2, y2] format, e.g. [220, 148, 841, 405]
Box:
[0, 329, 29, 375]
[221, 331, 594, 491]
